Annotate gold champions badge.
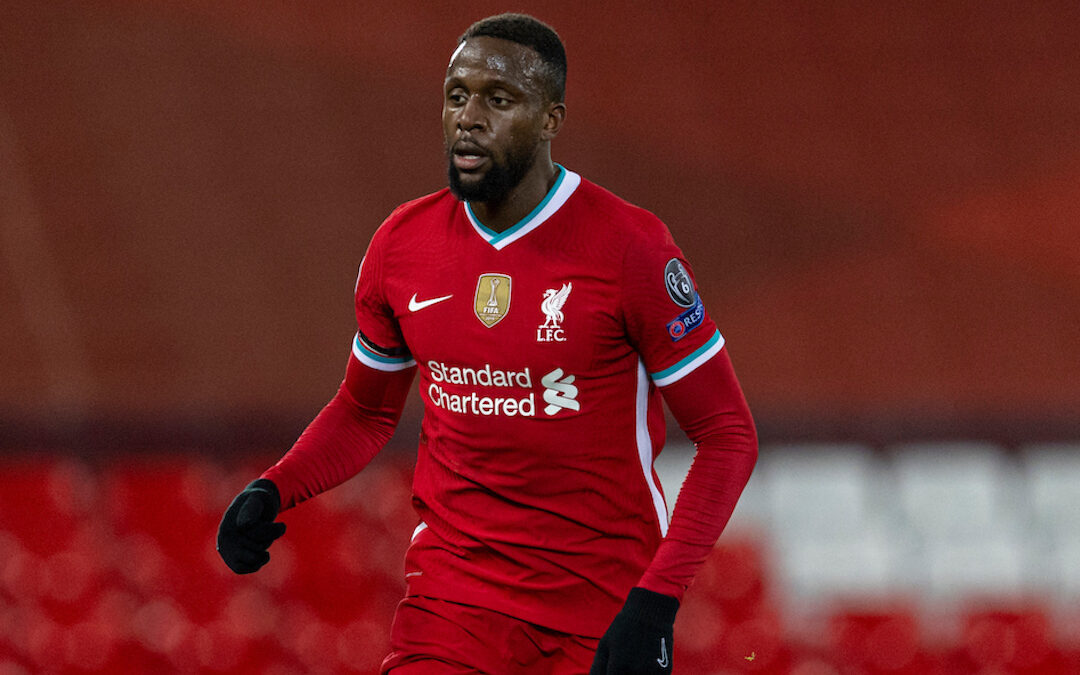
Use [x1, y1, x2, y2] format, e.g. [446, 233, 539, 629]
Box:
[474, 273, 511, 327]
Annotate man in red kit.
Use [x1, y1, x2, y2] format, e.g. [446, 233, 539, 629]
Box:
[217, 13, 757, 675]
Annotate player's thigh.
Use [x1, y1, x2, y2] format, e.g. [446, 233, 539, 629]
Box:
[380, 596, 504, 674]
[537, 627, 599, 675]
[381, 594, 599, 675]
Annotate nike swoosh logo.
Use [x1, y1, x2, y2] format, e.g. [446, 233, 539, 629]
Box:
[408, 293, 453, 312]
[657, 637, 669, 668]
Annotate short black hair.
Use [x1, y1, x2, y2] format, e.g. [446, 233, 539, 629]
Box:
[459, 13, 567, 103]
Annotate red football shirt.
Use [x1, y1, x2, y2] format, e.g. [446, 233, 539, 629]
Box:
[345, 166, 727, 635]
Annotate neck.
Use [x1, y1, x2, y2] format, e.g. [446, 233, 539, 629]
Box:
[470, 156, 559, 234]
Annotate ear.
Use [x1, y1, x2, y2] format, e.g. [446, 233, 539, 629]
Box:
[540, 102, 566, 141]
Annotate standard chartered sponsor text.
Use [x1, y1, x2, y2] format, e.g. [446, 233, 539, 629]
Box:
[428, 360, 532, 388]
[428, 383, 536, 416]
[427, 360, 536, 416]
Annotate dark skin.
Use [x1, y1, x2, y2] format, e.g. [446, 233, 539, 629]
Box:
[443, 36, 566, 233]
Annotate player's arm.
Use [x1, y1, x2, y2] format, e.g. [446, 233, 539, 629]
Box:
[614, 222, 758, 595]
[591, 345, 755, 675]
[261, 342, 416, 509]
[638, 344, 757, 596]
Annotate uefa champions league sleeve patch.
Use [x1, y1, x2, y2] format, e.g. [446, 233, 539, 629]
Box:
[666, 293, 705, 341]
[664, 258, 696, 308]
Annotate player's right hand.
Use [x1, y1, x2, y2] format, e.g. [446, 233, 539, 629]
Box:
[216, 478, 286, 574]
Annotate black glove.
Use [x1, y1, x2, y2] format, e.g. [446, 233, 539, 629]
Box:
[590, 587, 679, 675]
[216, 478, 286, 574]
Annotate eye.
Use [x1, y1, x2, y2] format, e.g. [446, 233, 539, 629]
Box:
[490, 95, 512, 108]
[446, 90, 467, 105]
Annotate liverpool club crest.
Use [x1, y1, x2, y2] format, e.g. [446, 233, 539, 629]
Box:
[537, 282, 571, 342]
[474, 273, 511, 327]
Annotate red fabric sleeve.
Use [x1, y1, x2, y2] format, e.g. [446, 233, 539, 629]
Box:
[620, 215, 720, 380]
[260, 353, 416, 510]
[636, 347, 758, 600]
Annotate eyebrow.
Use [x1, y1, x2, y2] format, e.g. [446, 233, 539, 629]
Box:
[444, 76, 526, 96]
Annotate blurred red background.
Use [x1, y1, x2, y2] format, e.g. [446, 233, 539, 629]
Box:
[3, 0, 1078, 448]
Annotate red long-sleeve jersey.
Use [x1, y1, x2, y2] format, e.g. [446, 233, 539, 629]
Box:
[263, 167, 757, 637]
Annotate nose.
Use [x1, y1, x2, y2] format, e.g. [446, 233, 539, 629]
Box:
[457, 94, 485, 132]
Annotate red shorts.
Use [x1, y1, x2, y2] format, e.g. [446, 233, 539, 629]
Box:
[380, 595, 600, 675]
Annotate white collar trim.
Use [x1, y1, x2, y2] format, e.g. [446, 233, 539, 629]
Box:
[464, 166, 581, 250]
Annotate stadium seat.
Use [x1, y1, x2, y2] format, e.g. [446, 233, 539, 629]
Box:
[275, 604, 343, 672]
[4, 604, 64, 671]
[101, 456, 223, 549]
[757, 444, 914, 604]
[672, 592, 731, 671]
[334, 617, 395, 674]
[699, 538, 769, 616]
[775, 528, 904, 604]
[172, 620, 254, 673]
[1042, 538, 1080, 602]
[887, 442, 1020, 542]
[275, 497, 402, 624]
[101, 456, 229, 618]
[1019, 444, 1080, 602]
[826, 606, 922, 674]
[1020, 443, 1080, 530]
[718, 609, 791, 672]
[35, 538, 111, 625]
[0, 456, 95, 557]
[759, 443, 882, 541]
[958, 603, 1068, 674]
[921, 534, 1027, 601]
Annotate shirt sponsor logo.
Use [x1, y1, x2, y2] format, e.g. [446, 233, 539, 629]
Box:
[474, 273, 511, 327]
[428, 360, 532, 388]
[427, 359, 535, 416]
[425, 360, 579, 418]
[664, 258, 695, 308]
[537, 282, 572, 342]
[666, 294, 704, 341]
[541, 368, 579, 415]
[427, 383, 536, 416]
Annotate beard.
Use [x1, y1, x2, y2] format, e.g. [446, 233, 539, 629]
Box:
[447, 143, 536, 203]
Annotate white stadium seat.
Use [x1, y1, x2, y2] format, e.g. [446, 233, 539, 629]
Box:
[759, 443, 883, 541]
[921, 533, 1027, 600]
[1020, 443, 1080, 536]
[886, 442, 1020, 542]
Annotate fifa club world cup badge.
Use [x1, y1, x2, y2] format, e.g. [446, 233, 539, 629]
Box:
[537, 282, 572, 342]
[474, 273, 511, 327]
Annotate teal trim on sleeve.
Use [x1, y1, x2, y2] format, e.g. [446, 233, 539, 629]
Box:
[649, 329, 722, 382]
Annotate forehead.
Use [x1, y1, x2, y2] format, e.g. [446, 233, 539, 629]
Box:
[445, 36, 545, 94]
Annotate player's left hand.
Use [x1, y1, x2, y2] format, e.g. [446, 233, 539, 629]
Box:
[589, 587, 678, 674]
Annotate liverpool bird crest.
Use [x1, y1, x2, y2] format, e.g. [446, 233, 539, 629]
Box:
[537, 282, 571, 342]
